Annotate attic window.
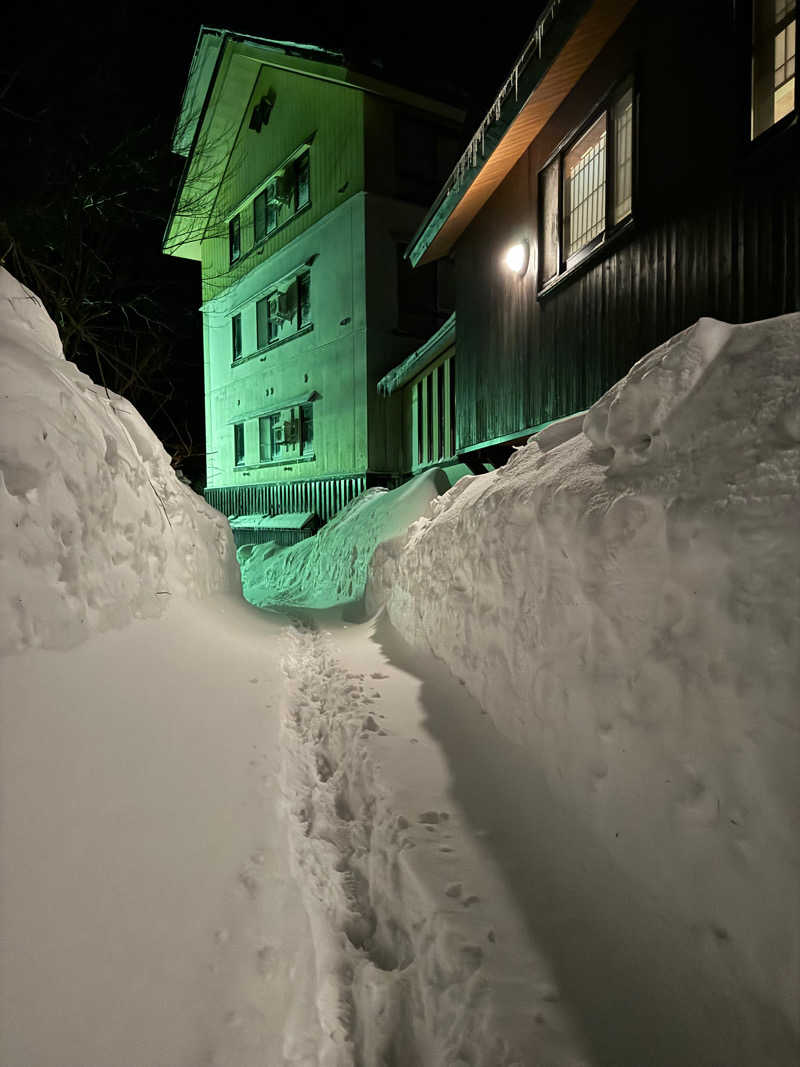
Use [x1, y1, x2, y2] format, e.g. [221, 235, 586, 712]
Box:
[249, 94, 274, 133]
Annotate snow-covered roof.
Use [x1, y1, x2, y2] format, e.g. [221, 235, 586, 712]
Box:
[377, 313, 455, 396]
[407, 0, 638, 267]
[228, 511, 317, 529]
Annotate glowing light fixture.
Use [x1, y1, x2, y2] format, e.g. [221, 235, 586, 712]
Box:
[504, 239, 529, 276]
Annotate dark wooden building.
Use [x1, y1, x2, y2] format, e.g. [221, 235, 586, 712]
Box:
[387, 0, 798, 472]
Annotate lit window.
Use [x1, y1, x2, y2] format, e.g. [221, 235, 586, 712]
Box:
[233, 422, 245, 466]
[752, 0, 796, 137]
[231, 313, 242, 360]
[229, 214, 241, 265]
[539, 78, 634, 289]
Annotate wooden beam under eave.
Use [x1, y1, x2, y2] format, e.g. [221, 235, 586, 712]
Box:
[418, 0, 638, 264]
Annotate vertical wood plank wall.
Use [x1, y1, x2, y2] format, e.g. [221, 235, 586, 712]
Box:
[453, 0, 800, 452]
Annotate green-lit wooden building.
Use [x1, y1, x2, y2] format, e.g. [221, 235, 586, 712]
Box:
[164, 28, 461, 540]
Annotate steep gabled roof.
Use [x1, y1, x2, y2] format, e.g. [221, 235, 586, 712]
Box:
[407, 0, 638, 267]
[164, 27, 463, 261]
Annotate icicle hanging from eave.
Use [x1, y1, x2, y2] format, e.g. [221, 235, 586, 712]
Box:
[439, 0, 562, 202]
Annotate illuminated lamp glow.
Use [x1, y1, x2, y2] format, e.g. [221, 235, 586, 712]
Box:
[504, 240, 529, 275]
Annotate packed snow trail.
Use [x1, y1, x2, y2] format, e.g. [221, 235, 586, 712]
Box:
[279, 608, 592, 1067]
[0, 593, 320, 1067]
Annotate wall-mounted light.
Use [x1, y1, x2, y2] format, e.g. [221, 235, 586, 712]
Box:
[504, 239, 530, 276]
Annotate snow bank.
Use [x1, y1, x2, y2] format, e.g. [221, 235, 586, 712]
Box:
[0, 268, 238, 654]
[370, 314, 800, 1055]
[240, 468, 451, 610]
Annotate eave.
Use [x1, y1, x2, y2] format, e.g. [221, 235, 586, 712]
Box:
[409, 0, 638, 266]
[377, 313, 456, 396]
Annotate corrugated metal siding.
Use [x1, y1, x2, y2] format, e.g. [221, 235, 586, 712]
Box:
[205, 473, 367, 525]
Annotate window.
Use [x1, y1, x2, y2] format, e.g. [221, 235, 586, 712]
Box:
[300, 402, 314, 456]
[752, 0, 796, 137]
[413, 353, 455, 468]
[233, 422, 245, 467]
[252, 149, 310, 245]
[231, 313, 242, 360]
[229, 214, 241, 265]
[259, 271, 311, 349]
[539, 79, 634, 288]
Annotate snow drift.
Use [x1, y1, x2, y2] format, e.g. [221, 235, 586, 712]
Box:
[369, 314, 800, 1057]
[239, 468, 451, 611]
[0, 268, 238, 654]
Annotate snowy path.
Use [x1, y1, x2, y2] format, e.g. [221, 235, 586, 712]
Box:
[280, 609, 590, 1067]
[0, 593, 319, 1067]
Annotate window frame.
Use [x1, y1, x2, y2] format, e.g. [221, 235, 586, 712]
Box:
[251, 146, 311, 249]
[233, 422, 245, 467]
[537, 74, 636, 296]
[231, 313, 242, 360]
[229, 213, 241, 265]
[750, 0, 797, 141]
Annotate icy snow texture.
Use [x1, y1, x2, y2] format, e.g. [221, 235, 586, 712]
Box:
[0, 268, 238, 653]
[370, 314, 800, 1059]
[239, 468, 450, 610]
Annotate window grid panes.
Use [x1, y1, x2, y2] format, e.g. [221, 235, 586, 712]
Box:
[563, 114, 607, 259]
[752, 0, 797, 136]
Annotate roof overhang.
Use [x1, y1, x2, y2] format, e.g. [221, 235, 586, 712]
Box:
[409, 0, 638, 266]
[378, 313, 456, 396]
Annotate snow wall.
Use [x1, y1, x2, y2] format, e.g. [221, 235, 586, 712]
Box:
[369, 314, 800, 1046]
[0, 268, 238, 654]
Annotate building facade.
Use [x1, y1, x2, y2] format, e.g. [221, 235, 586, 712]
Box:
[384, 0, 798, 474]
[164, 29, 461, 538]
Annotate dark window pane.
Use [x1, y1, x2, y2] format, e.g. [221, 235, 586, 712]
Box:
[295, 152, 310, 209]
[234, 422, 244, 466]
[231, 313, 242, 359]
[229, 214, 241, 264]
[417, 381, 424, 465]
[254, 193, 266, 244]
[426, 373, 433, 463]
[297, 272, 311, 328]
[256, 298, 268, 349]
[301, 402, 314, 455]
[437, 364, 445, 460]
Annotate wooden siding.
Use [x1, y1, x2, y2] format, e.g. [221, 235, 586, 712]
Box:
[454, 0, 800, 452]
[201, 66, 364, 303]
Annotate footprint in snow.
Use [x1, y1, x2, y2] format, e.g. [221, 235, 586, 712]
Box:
[249, 677, 258, 684]
[445, 882, 463, 898]
[370, 672, 389, 679]
[462, 895, 480, 907]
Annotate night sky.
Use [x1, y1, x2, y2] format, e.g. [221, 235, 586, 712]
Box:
[3, 0, 547, 481]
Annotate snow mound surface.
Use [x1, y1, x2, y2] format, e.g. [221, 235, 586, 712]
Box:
[239, 467, 450, 610]
[0, 268, 238, 654]
[370, 313, 800, 1059]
